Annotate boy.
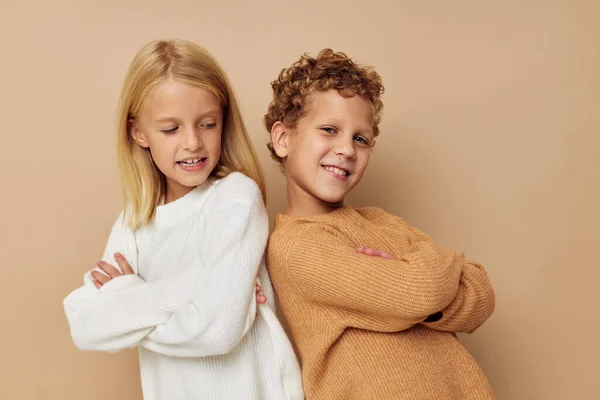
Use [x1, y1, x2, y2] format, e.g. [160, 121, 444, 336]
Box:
[264, 49, 496, 399]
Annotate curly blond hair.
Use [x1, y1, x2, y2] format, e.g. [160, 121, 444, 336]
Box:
[264, 48, 384, 164]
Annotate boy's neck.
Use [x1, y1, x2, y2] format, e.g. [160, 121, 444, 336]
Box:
[284, 185, 344, 217]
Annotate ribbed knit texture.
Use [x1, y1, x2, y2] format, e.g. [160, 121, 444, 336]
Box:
[267, 206, 495, 400]
[64, 172, 303, 400]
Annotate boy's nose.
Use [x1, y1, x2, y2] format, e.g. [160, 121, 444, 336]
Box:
[333, 138, 356, 159]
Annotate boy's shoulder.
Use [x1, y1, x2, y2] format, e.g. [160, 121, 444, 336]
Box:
[270, 214, 329, 251]
[268, 217, 327, 267]
[355, 206, 408, 225]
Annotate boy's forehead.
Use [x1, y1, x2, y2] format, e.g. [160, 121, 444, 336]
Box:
[303, 90, 374, 127]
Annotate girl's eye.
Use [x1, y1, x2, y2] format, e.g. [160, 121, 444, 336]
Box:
[161, 126, 178, 134]
[201, 122, 217, 129]
[354, 135, 370, 146]
[321, 127, 337, 134]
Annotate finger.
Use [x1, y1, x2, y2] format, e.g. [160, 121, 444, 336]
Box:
[256, 294, 267, 304]
[91, 270, 111, 285]
[96, 261, 122, 278]
[363, 247, 379, 256]
[380, 252, 397, 260]
[256, 284, 262, 293]
[92, 278, 102, 289]
[356, 246, 396, 259]
[114, 253, 135, 275]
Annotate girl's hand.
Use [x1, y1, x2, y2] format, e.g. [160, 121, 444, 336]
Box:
[91, 252, 135, 289]
[355, 246, 397, 260]
[91, 253, 269, 305]
[256, 284, 267, 304]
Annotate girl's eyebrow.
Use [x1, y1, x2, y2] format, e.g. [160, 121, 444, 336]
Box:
[154, 109, 221, 124]
[154, 117, 178, 124]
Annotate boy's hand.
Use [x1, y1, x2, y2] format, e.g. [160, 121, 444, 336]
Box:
[355, 246, 397, 260]
[91, 252, 134, 288]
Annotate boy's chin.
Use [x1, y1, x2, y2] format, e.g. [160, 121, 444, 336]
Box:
[314, 191, 347, 206]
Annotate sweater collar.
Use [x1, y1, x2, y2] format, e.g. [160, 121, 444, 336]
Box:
[275, 205, 359, 227]
[153, 179, 217, 226]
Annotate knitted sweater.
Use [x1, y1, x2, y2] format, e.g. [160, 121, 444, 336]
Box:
[64, 172, 303, 400]
[267, 206, 495, 400]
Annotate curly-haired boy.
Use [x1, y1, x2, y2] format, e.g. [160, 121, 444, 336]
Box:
[264, 49, 496, 400]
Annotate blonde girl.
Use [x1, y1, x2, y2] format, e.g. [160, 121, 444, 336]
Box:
[63, 39, 303, 400]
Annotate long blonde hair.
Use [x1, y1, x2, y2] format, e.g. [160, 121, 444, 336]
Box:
[115, 39, 266, 229]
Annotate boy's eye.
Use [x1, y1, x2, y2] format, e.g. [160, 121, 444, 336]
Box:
[321, 127, 337, 134]
[354, 135, 371, 146]
[161, 126, 178, 134]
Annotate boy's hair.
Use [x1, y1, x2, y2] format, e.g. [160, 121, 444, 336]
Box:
[264, 48, 384, 165]
[115, 39, 266, 229]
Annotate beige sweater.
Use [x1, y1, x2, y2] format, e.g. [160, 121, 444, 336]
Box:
[267, 206, 495, 399]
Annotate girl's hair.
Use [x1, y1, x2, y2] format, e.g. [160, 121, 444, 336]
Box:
[115, 39, 266, 229]
[264, 48, 385, 165]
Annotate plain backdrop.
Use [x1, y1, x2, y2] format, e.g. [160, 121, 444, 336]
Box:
[1, 1, 598, 399]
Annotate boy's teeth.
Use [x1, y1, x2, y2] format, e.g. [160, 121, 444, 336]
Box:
[324, 166, 348, 176]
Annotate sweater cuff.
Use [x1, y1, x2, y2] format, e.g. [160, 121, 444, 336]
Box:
[99, 274, 146, 292]
[424, 311, 444, 323]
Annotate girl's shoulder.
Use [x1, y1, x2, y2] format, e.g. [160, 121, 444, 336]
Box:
[209, 172, 263, 206]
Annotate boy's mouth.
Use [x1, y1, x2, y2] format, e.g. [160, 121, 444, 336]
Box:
[322, 165, 350, 177]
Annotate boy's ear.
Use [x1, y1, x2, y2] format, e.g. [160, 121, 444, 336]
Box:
[270, 121, 290, 159]
[130, 118, 150, 148]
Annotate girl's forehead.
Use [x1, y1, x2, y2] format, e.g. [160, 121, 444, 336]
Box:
[141, 81, 222, 119]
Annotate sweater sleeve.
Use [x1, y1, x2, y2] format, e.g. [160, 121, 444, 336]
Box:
[287, 225, 463, 329]
[63, 215, 197, 353]
[421, 259, 495, 333]
[139, 197, 267, 357]
[389, 221, 495, 333]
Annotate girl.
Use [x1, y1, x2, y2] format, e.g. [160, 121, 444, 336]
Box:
[63, 39, 303, 400]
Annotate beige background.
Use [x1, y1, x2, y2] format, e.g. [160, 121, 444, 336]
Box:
[1, 0, 598, 399]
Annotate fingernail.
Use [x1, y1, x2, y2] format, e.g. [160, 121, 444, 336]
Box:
[114, 252, 121, 258]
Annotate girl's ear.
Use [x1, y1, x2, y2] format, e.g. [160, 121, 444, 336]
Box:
[271, 121, 290, 159]
[130, 118, 149, 148]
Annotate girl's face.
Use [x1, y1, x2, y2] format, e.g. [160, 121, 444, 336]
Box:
[131, 79, 223, 203]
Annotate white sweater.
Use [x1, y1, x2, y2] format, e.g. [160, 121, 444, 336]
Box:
[63, 172, 303, 400]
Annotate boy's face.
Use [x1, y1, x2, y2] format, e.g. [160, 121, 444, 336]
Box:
[275, 90, 375, 214]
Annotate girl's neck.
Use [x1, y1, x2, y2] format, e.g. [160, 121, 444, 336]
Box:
[164, 178, 198, 205]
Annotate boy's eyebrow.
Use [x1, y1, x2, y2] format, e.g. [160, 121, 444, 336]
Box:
[358, 126, 375, 135]
[154, 109, 221, 123]
[321, 119, 373, 135]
